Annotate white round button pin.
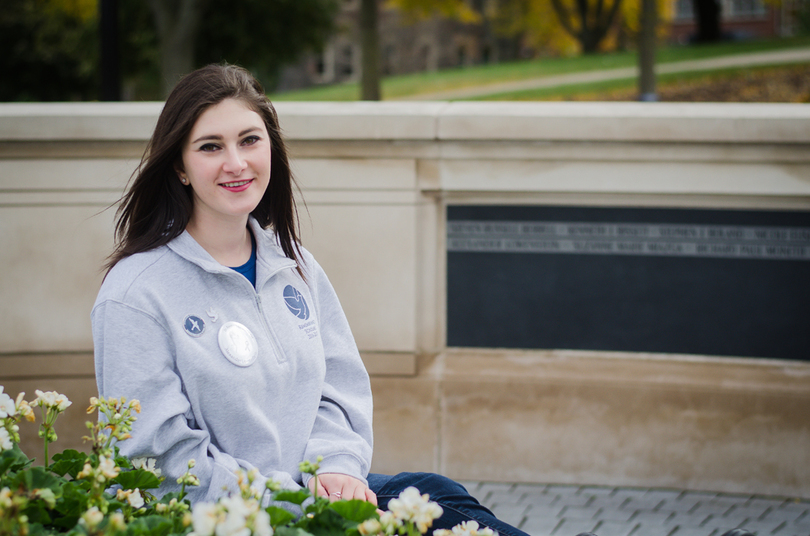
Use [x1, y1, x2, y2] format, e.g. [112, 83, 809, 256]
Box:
[218, 321, 258, 367]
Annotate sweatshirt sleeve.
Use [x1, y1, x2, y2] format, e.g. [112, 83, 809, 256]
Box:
[92, 299, 302, 502]
[301, 257, 374, 485]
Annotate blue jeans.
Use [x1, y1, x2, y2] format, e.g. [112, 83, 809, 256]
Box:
[368, 472, 530, 536]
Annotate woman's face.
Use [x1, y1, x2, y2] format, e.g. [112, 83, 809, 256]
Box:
[177, 98, 272, 228]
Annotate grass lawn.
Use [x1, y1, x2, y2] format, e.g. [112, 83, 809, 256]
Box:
[269, 35, 810, 102]
[473, 62, 810, 101]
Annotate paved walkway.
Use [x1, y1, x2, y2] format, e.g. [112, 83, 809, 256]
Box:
[405, 47, 810, 100]
[460, 480, 810, 536]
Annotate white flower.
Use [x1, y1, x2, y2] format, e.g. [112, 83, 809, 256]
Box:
[0, 428, 12, 451]
[77, 461, 93, 479]
[33, 390, 72, 411]
[190, 502, 220, 536]
[79, 507, 104, 529]
[109, 512, 127, 531]
[132, 457, 163, 477]
[16, 397, 35, 422]
[216, 504, 250, 536]
[253, 510, 273, 536]
[0, 487, 12, 508]
[434, 520, 497, 536]
[189, 495, 270, 536]
[53, 393, 71, 411]
[218, 495, 252, 536]
[98, 455, 120, 479]
[34, 390, 56, 407]
[0, 387, 16, 419]
[379, 511, 402, 535]
[358, 518, 382, 535]
[128, 488, 145, 509]
[117, 488, 145, 509]
[387, 487, 443, 533]
[34, 488, 57, 508]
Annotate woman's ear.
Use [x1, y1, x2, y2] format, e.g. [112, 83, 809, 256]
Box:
[175, 162, 188, 185]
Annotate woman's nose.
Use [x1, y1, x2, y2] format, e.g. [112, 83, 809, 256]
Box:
[223, 147, 247, 174]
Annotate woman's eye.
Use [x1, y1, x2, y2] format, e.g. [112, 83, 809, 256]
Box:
[242, 135, 260, 146]
[199, 143, 220, 152]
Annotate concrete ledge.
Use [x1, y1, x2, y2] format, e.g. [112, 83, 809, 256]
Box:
[0, 102, 162, 141]
[4, 102, 810, 144]
[0, 353, 95, 379]
[276, 102, 448, 140]
[437, 102, 810, 143]
[360, 352, 418, 376]
[371, 349, 810, 498]
[0, 351, 415, 380]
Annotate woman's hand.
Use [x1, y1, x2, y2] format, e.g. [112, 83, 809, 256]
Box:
[308, 472, 378, 505]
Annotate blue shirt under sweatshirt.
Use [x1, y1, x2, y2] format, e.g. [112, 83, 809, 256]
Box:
[229, 230, 257, 287]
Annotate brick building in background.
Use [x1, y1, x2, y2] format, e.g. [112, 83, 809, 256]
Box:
[276, 0, 522, 92]
[669, 0, 806, 43]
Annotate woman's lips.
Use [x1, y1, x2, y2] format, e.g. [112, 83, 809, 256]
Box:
[220, 179, 253, 192]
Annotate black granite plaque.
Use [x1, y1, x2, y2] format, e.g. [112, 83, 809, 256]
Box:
[447, 205, 810, 360]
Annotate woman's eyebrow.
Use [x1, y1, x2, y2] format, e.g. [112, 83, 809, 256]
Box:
[191, 134, 222, 144]
[191, 127, 262, 145]
[239, 127, 261, 136]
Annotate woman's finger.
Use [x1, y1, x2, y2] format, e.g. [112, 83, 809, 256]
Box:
[308, 477, 327, 498]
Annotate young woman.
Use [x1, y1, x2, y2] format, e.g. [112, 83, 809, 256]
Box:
[92, 64, 529, 536]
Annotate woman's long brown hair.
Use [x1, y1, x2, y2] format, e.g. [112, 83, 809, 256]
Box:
[106, 64, 303, 276]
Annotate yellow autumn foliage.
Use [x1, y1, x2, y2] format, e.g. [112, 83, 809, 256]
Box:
[386, 0, 482, 24]
[490, 0, 580, 55]
[42, 0, 97, 22]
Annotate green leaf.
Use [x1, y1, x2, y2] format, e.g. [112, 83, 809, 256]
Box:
[24, 523, 52, 536]
[124, 515, 176, 536]
[50, 449, 89, 478]
[113, 468, 162, 490]
[276, 527, 317, 536]
[330, 499, 378, 523]
[266, 505, 297, 528]
[0, 443, 33, 475]
[155, 491, 184, 503]
[11, 466, 63, 495]
[300, 508, 352, 536]
[274, 489, 312, 505]
[115, 454, 132, 470]
[22, 500, 53, 526]
[51, 482, 89, 529]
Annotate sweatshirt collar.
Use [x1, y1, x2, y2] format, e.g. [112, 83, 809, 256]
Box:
[167, 217, 298, 277]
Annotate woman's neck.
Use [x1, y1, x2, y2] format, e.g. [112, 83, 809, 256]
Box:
[186, 214, 253, 267]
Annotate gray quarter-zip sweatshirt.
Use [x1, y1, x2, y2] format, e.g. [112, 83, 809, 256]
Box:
[92, 218, 373, 503]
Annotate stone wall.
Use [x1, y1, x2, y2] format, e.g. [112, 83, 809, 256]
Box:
[1, 101, 809, 497]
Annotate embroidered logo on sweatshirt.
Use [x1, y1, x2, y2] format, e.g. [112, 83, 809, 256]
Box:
[283, 285, 310, 320]
[183, 315, 205, 337]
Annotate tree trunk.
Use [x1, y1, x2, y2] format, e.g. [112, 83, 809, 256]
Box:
[100, 0, 120, 101]
[147, 0, 204, 98]
[360, 0, 381, 100]
[551, 0, 623, 54]
[638, 0, 657, 100]
[691, 0, 722, 42]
